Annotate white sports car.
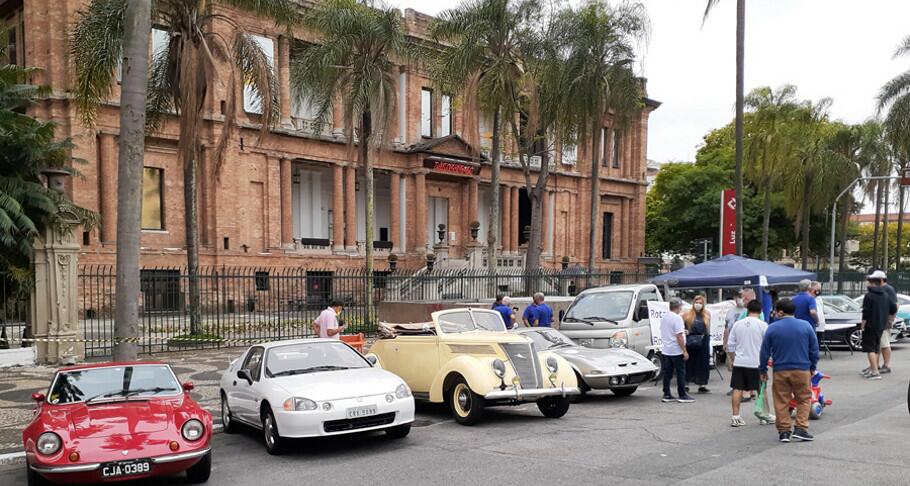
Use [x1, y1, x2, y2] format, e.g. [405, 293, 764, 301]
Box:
[219, 339, 415, 454]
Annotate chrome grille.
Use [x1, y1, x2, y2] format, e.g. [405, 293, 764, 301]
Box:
[501, 343, 540, 388]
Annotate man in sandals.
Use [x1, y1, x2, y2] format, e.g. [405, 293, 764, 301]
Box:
[727, 299, 770, 427]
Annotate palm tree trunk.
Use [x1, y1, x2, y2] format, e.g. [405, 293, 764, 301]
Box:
[897, 183, 906, 273]
[801, 176, 811, 270]
[837, 196, 851, 294]
[872, 181, 883, 269]
[113, 0, 151, 361]
[734, 0, 746, 255]
[761, 177, 772, 260]
[883, 181, 890, 269]
[361, 112, 374, 326]
[587, 121, 604, 274]
[184, 155, 200, 334]
[487, 108, 501, 271]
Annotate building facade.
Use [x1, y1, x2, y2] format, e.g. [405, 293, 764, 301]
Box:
[8, 1, 657, 272]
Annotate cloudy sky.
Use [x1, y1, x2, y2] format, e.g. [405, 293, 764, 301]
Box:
[392, 0, 910, 164]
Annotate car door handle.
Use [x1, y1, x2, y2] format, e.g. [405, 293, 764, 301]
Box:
[233, 381, 237, 386]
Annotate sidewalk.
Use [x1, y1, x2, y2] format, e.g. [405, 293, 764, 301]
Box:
[0, 348, 234, 457]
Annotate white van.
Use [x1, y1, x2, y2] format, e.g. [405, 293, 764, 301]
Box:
[559, 284, 663, 363]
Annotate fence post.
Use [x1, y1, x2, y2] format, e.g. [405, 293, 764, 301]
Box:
[30, 227, 81, 364]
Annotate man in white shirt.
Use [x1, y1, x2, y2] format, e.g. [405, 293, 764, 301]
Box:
[660, 298, 694, 403]
[727, 299, 771, 427]
[312, 301, 345, 339]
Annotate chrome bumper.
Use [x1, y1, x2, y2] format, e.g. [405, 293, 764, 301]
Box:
[484, 386, 580, 401]
[30, 447, 210, 474]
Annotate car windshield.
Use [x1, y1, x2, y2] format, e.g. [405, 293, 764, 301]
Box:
[821, 296, 860, 313]
[523, 329, 576, 350]
[265, 342, 369, 377]
[438, 310, 507, 334]
[49, 365, 180, 405]
[564, 291, 634, 322]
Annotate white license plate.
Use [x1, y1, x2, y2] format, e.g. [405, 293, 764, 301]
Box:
[346, 405, 377, 419]
[101, 459, 151, 478]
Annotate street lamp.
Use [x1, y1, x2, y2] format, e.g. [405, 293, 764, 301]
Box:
[828, 175, 899, 290]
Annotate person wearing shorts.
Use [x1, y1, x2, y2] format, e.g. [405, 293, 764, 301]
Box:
[860, 271, 896, 380]
[726, 299, 769, 427]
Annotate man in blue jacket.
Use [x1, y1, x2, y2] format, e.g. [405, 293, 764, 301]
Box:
[759, 298, 819, 443]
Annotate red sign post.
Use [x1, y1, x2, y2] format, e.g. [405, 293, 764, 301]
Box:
[720, 189, 737, 256]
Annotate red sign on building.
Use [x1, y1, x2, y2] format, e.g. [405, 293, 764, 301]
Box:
[720, 189, 737, 256]
[423, 158, 480, 176]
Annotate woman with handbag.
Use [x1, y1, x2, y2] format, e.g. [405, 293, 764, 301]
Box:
[684, 295, 712, 393]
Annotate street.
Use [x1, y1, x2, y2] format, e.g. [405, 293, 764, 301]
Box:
[1, 345, 908, 485]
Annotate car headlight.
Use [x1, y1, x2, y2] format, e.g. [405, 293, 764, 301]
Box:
[546, 356, 558, 373]
[491, 359, 506, 378]
[36, 432, 61, 456]
[181, 419, 204, 441]
[610, 331, 628, 348]
[283, 397, 318, 411]
[395, 383, 411, 399]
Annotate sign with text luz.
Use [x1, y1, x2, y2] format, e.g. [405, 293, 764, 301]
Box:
[720, 189, 737, 255]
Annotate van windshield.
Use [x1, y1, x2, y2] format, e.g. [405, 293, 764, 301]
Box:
[564, 291, 634, 323]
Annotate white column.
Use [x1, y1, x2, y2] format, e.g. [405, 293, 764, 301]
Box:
[399, 175, 407, 252]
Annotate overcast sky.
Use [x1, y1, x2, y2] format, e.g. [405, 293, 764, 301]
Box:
[392, 0, 910, 165]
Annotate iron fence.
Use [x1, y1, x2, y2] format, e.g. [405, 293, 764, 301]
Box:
[0, 278, 29, 349]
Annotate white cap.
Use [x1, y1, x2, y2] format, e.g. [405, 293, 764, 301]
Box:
[867, 270, 888, 280]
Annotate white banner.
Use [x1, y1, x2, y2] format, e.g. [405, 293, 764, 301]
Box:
[647, 301, 670, 347]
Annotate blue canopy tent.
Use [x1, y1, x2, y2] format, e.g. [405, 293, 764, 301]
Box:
[650, 255, 816, 289]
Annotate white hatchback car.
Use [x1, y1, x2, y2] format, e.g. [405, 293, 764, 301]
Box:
[219, 339, 415, 454]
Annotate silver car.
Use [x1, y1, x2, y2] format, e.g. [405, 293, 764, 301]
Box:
[514, 327, 657, 397]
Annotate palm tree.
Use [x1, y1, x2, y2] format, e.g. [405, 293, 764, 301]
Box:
[857, 120, 891, 269]
[704, 0, 745, 255]
[70, 0, 296, 336]
[293, 0, 408, 321]
[561, 0, 648, 273]
[878, 34, 910, 272]
[743, 85, 799, 260]
[825, 124, 863, 285]
[430, 0, 532, 270]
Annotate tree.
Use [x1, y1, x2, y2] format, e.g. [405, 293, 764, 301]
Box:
[878, 34, 910, 271]
[856, 120, 891, 269]
[825, 123, 864, 283]
[430, 0, 532, 270]
[70, 0, 296, 337]
[704, 0, 745, 255]
[293, 0, 408, 320]
[561, 0, 648, 273]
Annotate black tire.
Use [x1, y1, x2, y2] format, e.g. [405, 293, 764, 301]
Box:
[385, 423, 411, 439]
[448, 377, 485, 426]
[26, 465, 49, 486]
[611, 386, 638, 397]
[185, 451, 212, 483]
[648, 351, 662, 381]
[848, 329, 863, 351]
[261, 407, 287, 455]
[537, 397, 571, 418]
[572, 371, 589, 403]
[220, 392, 239, 434]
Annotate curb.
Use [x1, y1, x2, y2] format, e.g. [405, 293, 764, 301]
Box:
[0, 424, 224, 467]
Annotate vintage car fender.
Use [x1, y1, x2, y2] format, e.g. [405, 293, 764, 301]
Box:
[538, 351, 579, 389]
[428, 355, 502, 403]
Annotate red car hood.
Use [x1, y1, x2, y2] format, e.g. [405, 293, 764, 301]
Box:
[68, 400, 173, 439]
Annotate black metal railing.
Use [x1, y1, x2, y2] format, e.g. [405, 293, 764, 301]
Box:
[0, 278, 29, 350]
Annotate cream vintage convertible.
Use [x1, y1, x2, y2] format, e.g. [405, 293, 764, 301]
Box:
[366, 308, 580, 425]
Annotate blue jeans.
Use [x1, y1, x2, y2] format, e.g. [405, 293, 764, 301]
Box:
[662, 353, 687, 397]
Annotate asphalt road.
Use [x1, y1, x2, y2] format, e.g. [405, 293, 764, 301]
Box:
[2, 345, 908, 485]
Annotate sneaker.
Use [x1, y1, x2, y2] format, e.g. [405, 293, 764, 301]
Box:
[730, 416, 746, 427]
[661, 395, 677, 403]
[792, 428, 814, 441]
[677, 395, 696, 403]
[697, 386, 711, 394]
[861, 367, 871, 375]
[740, 395, 752, 403]
[866, 373, 882, 380]
[759, 415, 776, 425]
[779, 431, 791, 443]
[880, 366, 892, 374]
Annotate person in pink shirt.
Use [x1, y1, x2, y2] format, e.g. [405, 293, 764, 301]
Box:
[312, 301, 345, 339]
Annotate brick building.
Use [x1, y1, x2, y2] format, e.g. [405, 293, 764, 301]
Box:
[7, 1, 658, 272]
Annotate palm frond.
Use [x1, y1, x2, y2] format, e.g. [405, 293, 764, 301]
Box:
[69, 0, 129, 125]
[218, 0, 299, 27]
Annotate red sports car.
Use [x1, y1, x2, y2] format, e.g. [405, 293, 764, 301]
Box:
[22, 362, 212, 485]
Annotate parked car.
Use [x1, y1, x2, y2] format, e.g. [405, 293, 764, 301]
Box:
[220, 339, 414, 454]
[367, 308, 580, 425]
[839, 294, 908, 345]
[23, 362, 212, 486]
[513, 327, 657, 397]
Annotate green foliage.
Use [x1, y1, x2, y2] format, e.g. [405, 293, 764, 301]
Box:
[0, 33, 98, 287]
[849, 223, 910, 269]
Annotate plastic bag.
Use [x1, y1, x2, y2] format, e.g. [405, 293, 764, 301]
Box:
[754, 382, 770, 421]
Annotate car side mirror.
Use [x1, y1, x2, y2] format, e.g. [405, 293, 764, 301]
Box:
[634, 303, 648, 322]
[558, 309, 565, 321]
[365, 355, 378, 367]
[182, 382, 195, 392]
[237, 369, 253, 385]
[32, 392, 45, 403]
